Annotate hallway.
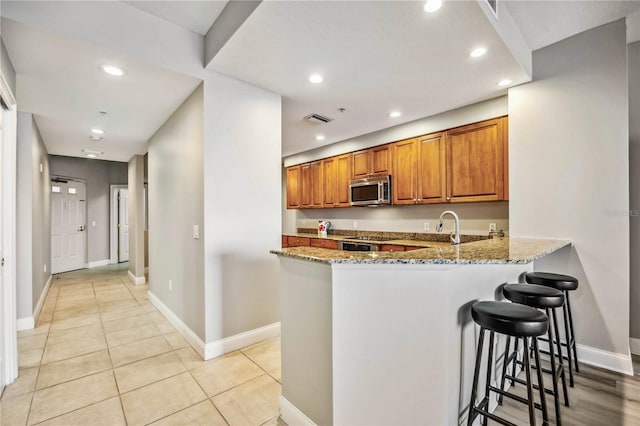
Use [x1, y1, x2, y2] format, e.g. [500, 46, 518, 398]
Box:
[0, 265, 283, 425]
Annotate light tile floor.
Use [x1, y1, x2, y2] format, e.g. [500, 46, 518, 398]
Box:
[0, 264, 284, 426]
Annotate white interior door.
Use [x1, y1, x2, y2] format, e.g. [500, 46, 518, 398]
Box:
[51, 180, 87, 274]
[118, 189, 129, 262]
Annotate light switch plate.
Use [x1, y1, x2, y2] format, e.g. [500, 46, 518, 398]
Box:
[489, 223, 497, 232]
[193, 225, 199, 239]
[92, 221, 96, 227]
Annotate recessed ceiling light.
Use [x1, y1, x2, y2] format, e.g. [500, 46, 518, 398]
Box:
[309, 74, 324, 84]
[470, 47, 487, 58]
[91, 128, 104, 135]
[389, 111, 402, 118]
[498, 79, 513, 87]
[82, 149, 103, 155]
[315, 135, 325, 141]
[424, 0, 442, 13]
[90, 136, 102, 141]
[99, 64, 127, 77]
[86, 154, 97, 159]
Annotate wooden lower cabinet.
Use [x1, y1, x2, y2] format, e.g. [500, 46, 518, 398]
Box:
[379, 244, 405, 252]
[310, 238, 339, 249]
[287, 236, 311, 247]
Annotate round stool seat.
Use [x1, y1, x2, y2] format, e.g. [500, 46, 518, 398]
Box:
[525, 272, 578, 291]
[471, 301, 548, 337]
[503, 283, 565, 308]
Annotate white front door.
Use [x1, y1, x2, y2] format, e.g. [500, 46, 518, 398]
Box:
[118, 189, 129, 262]
[51, 180, 87, 274]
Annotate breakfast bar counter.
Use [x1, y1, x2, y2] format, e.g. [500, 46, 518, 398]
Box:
[272, 237, 571, 425]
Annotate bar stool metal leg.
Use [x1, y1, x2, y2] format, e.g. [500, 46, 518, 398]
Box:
[552, 308, 570, 407]
[468, 327, 486, 426]
[482, 331, 496, 426]
[522, 338, 537, 426]
[565, 291, 579, 373]
[544, 308, 561, 425]
[498, 336, 511, 405]
[532, 337, 549, 425]
[562, 300, 575, 387]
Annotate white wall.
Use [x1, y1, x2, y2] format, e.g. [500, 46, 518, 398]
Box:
[203, 71, 281, 342]
[282, 97, 510, 236]
[49, 156, 128, 264]
[629, 40, 640, 341]
[16, 112, 50, 321]
[148, 84, 205, 339]
[510, 20, 630, 358]
[128, 155, 145, 281]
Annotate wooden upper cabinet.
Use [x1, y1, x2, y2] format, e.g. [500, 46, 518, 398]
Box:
[300, 163, 312, 208]
[417, 132, 446, 203]
[392, 138, 418, 205]
[310, 160, 324, 207]
[286, 165, 301, 209]
[446, 117, 506, 202]
[323, 154, 352, 207]
[353, 144, 391, 179]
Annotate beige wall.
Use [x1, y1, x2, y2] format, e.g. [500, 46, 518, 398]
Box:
[16, 113, 50, 320]
[49, 156, 128, 264]
[629, 40, 640, 341]
[148, 84, 205, 339]
[510, 20, 630, 358]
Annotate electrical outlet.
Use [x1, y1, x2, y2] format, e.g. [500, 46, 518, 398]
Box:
[169, 280, 173, 291]
[489, 223, 497, 232]
[353, 221, 358, 229]
[193, 225, 199, 240]
[424, 222, 430, 231]
[43, 264, 47, 273]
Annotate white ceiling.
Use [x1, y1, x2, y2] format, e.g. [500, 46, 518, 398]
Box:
[209, 0, 530, 156]
[2, 1, 640, 162]
[1, 18, 201, 162]
[506, 0, 640, 51]
[123, 0, 228, 36]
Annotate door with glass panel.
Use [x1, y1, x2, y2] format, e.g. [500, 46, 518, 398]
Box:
[51, 180, 87, 273]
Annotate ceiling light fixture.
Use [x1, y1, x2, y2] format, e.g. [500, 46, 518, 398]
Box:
[309, 74, 324, 84]
[498, 79, 513, 87]
[86, 154, 97, 159]
[99, 64, 127, 77]
[315, 135, 325, 141]
[90, 136, 102, 141]
[82, 149, 103, 155]
[389, 111, 402, 118]
[91, 128, 104, 135]
[470, 47, 487, 58]
[424, 0, 442, 13]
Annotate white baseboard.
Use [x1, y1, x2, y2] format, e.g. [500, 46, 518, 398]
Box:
[16, 317, 34, 331]
[128, 270, 146, 285]
[88, 259, 110, 268]
[279, 396, 317, 426]
[33, 275, 52, 325]
[204, 322, 281, 360]
[539, 340, 633, 375]
[147, 290, 280, 361]
[629, 337, 640, 356]
[148, 290, 207, 359]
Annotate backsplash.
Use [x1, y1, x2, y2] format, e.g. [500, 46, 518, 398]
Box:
[296, 228, 489, 244]
[283, 201, 509, 236]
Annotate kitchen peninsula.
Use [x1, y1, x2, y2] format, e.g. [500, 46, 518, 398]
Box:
[271, 237, 571, 425]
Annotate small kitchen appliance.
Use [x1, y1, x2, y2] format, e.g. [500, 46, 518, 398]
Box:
[318, 220, 331, 237]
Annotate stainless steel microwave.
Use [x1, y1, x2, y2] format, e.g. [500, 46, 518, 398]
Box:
[349, 176, 391, 206]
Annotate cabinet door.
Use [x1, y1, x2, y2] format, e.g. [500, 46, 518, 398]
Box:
[417, 132, 446, 204]
[446, 117, 505, 202]
[286, 166, 301, 209]
[323, 157, 338, 207]
[352, 150, 371, 179]
[310, 160, 324, 208]
[392, 138, 418, 204]
[300, 163, 312, 208]
[371, 144, 390, 175]
[335, 154, 352, 207]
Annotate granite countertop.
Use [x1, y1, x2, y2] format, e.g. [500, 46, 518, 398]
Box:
[271, 237, 572, 265]
[283, 232, 471, 248]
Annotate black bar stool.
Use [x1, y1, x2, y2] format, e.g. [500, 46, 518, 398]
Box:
[468, 301, 549, 426]
[525, 272, 579, 387]
[501, 284, 570, 425]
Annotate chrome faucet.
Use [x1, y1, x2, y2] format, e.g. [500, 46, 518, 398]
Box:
[437, 210, 461, 245]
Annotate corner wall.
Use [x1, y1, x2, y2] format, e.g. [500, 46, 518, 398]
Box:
[203, 72, 281, 344]
[16, 113, 50, 323]
[629, 40, 640, 344]
[128, 155, 145, 282]
[509, 21, 631, 365]
[148, 84, 205, 339]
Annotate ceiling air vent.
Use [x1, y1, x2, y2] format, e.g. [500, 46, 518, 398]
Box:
[485, 0, 498, 18]
[304, 113, 334, 125]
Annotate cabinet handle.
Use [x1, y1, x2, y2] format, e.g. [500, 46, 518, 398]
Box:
[447, 197, 451, 201]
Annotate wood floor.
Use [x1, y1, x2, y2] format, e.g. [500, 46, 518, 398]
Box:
[491, 354, 640, 425]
